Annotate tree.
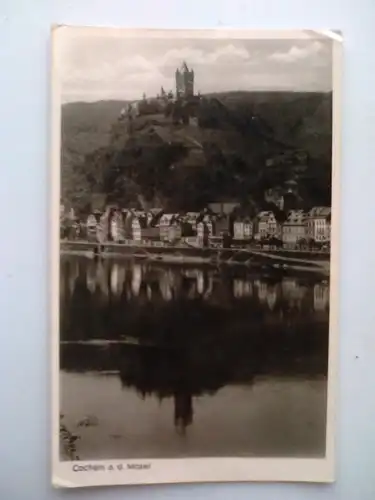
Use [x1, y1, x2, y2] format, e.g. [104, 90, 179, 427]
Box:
[296, 237, 307, 249]
[268, 236, 283, 248]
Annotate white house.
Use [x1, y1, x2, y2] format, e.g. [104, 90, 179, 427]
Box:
[110, 211, 125, 242]
[233, 217, 253, 240]
[307, 207, 331, 242]
[167, 224, 182, 242]
[86, 214, 98, 231]
[132, 217, 145, 241]
[197, 221, 210, 247]
[282, 210, 307, 247]
[202, 214, 214, 236]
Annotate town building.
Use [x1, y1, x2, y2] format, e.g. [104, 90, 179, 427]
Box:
[197, 221, 210, 247]
[145, 208, 163, 228]
[110, 210, 126, 242]
[132, 217, 159, 242]
[307, 207, 331, 242]
[213, 214, 232, 237]
[233, 216, 253, 241]
[325, 213, 332, 242]
[282, 210, 307, 248]
[60, 204, 75, 221]
[183, 212, 202, 231]
[167, 224, 182, 243]
[201, 214, 214, 236]
[159, 213, 180, 241]
[97, 207, 117, 243]
[255, 211, 279, 240]
[86, 213, 99, 230]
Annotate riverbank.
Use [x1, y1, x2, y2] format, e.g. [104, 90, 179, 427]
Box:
[60, 240, 330, 275]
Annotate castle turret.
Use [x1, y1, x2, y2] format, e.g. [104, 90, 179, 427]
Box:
[175, 61, 194, 98]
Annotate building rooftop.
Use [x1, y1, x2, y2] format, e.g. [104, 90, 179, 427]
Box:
[308, 207, 331, 218]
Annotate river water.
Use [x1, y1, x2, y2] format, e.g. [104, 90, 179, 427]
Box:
[59, 255, 329, 460]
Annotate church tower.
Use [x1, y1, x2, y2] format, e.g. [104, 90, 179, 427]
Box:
[175, 61, 194, 98]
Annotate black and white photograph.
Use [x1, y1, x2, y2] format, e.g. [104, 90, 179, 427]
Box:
[52, 27, 341, 487]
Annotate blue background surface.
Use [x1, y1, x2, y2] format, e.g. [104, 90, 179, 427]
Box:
[1, 0, 374, 498]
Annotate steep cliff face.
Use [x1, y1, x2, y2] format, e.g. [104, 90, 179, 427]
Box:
[61, 91, 332, 215]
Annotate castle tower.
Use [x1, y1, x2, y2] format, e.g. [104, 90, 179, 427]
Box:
[175, 61, 194, 98]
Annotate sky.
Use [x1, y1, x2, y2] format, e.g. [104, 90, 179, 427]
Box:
[57, 30, 333, 103]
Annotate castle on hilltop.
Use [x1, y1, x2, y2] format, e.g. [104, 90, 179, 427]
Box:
[119, 61, 199, 123]
[146, 60, 197, 103]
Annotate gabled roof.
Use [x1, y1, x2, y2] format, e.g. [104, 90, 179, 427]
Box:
[308, 207, 331, 218]
[132, 215, 148, 228]
[234, 216, 253, 223]
[283, 209, 307, 226]
[148, 209, 164, 227]
[160, 213, 180, 225]
[257, 211, 275, 221]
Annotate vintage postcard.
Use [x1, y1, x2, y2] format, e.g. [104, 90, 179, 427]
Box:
[51, 27, 342, 487]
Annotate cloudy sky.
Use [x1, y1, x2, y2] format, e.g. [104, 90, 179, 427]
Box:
[58, 31, 333, 103]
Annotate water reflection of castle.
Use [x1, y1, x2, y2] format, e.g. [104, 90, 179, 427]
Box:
[60, 258, 330, 435]
[60, 258, 330, 313]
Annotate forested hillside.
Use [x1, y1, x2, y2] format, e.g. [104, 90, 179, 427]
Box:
[61, 91, 332, 215]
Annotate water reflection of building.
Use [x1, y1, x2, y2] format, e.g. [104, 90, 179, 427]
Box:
[60, 256, 330, 439]
[196, 270, 213, 297]
[68, 260, 79, 295]
[131, 265, 142, 296]
[233, 279, 253, 299]
[86, 261, 98, 294]
[281, 278, 306, 307]
[96, 262, 110, 299]
[60, 258, 330, 328]
[255, 280, 268, 304]
[313, 283, 329, 312]
[159, 271, 173, 301]
[253, 280, 279, 310]
[266, 286, 277, 310]
[110, 263, 126, 297]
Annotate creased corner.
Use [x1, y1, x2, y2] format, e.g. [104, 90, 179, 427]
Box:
[314, 30, 343, 42]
